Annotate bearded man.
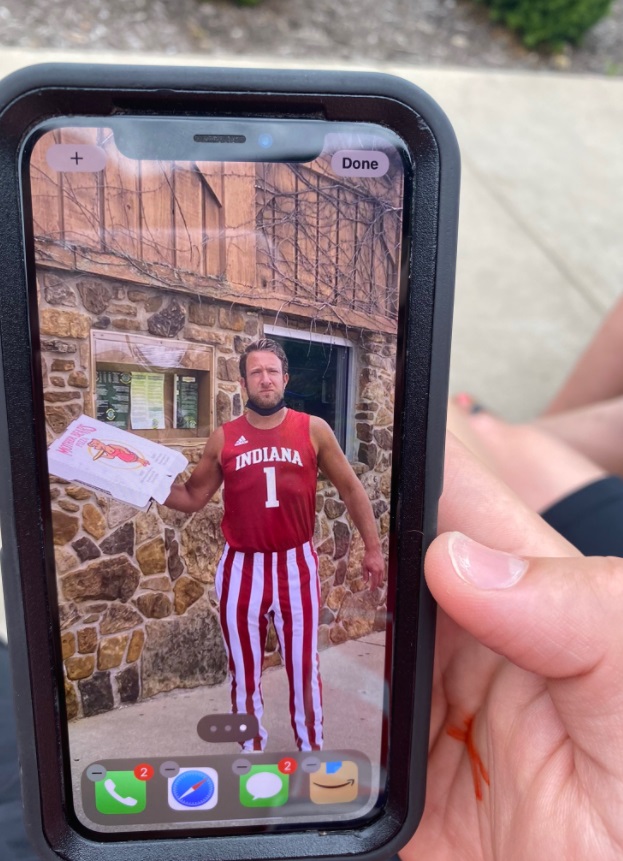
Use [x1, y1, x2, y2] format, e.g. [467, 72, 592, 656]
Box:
[165, 338, 384, 751]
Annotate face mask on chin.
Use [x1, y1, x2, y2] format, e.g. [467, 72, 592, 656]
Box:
[245, 397, 286, 417]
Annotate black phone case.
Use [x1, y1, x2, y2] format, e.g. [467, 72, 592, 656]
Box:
[0, 64, 459, 861]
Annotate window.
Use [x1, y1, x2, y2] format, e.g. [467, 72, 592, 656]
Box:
[91, 332, 214, 443]
[266, 327, 352, 454]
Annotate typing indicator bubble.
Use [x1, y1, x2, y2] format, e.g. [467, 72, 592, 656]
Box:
[46, 144, 106, 173]
[331, 150, 389, 178]
[197, 712, 259, 744]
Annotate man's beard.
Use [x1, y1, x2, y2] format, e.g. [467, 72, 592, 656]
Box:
[251, 387, 284, 408]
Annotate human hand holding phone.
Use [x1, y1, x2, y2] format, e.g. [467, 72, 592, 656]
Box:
[401, 434, 623, 861]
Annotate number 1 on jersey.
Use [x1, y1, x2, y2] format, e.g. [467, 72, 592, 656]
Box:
[263, 466, 280, 508]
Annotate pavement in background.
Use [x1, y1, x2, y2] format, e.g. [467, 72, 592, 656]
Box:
[69, 633, 384, 763]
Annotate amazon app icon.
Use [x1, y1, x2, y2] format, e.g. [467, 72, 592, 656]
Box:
[309, 760, 358, 804]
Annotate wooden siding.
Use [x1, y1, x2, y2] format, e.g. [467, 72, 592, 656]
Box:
[30, 129, 403, 334]
[256, 160, 402, 332]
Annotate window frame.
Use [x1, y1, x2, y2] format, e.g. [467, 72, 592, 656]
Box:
[264, 323, 356, 461]
[90, 330, 215, 445]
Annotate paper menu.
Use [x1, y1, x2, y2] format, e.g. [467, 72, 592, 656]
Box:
[47, 416, 188, 508]
[130, 373, 166, 430]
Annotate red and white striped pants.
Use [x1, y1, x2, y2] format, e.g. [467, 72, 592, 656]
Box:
[215, 540, 323, 752]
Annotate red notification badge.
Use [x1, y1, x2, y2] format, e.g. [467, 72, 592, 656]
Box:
[134, 763, 155, 781]
[278, 757, 297, 775]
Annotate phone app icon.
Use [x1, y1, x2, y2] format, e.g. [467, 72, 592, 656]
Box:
[94, 770, 147, 814]
[310, 760, 358, 804]
[168, 768, 218, 811]
[239, 765, 289, 807]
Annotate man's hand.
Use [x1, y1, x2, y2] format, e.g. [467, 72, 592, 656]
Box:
[163, 427, 223, 513]
[362, 546, 385, 590]
[400, 434, 623, 861]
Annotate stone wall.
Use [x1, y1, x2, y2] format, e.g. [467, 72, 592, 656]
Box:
[41, 268, 395, 720]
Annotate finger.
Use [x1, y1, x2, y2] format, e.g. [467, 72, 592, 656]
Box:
[440, 433, 580, 558]
[426, 532, 623, 770]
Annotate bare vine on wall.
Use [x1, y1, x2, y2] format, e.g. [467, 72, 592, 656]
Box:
[256, 162, 402, 328]
[31, 147, 228, 298]
[31, 135, 403, 337]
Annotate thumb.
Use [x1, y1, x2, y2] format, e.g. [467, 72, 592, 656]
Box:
[426, 532, 623, 770]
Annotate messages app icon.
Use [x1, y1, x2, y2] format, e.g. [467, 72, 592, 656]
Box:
[239, 765, 289, 807]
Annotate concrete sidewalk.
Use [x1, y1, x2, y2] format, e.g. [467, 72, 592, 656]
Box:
[1, 47, 621, 424]
[68, 633, 385, 762]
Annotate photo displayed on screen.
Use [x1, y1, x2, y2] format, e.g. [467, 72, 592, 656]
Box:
[27, 121, 407, 834]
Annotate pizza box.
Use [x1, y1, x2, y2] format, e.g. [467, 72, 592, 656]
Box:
[47, 416, 188, 508]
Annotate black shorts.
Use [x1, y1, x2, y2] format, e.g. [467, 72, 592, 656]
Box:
[541, 476, 623, 557]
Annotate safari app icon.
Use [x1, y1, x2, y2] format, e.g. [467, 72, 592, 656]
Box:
[168, 767, 218, 811]
[239, 765, 289, 808]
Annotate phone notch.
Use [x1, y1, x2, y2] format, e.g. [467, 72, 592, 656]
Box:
[112, 118, 325, 163]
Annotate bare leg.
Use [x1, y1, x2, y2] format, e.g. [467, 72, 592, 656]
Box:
[447, 402, 607, 513]
[544, 295, 623, 415]
[536, 396, 623, 477]
[447, 298, 623, 510]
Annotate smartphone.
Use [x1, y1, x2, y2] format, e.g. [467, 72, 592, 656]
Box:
[0, 64, 459, 861]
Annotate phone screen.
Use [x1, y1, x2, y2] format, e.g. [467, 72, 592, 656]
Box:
[24, 118, 409, 837]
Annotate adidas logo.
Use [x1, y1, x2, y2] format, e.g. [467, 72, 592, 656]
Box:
[234, 435, 249, 447]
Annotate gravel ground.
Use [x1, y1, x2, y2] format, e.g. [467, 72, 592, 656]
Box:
[0, 0, 622, 75]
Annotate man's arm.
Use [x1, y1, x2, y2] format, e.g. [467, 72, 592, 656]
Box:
[312, 417, 385, 589]
[164, 426, 224, 513]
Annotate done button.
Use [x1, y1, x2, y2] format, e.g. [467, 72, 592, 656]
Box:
[331, 150, 389, 178]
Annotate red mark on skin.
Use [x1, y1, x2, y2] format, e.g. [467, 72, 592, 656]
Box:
[454, 392, 474, 410]
[447, 715, 490, 801]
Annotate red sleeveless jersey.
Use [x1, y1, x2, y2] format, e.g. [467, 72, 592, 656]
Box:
[220, 410, 318, 552]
